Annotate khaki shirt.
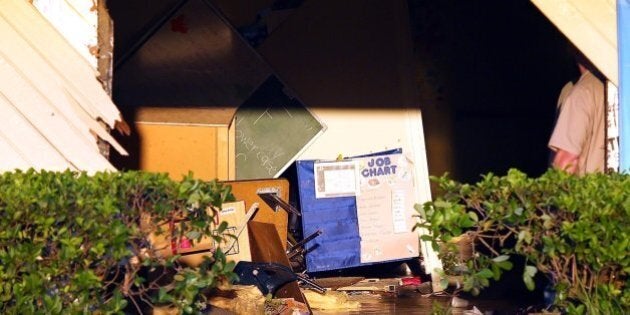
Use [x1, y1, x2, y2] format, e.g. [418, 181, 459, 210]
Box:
[549, 71, 605, 174]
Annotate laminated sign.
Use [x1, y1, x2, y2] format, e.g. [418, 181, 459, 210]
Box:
[353, 152, 419, 263]
[297, 149, 420, 272]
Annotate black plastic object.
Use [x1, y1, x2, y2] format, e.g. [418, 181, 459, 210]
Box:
[258, 192, 301, 216]
[233, 261, 325, 295]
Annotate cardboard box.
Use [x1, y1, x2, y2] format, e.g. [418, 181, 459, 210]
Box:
[135, 107, 236, 181]
[178, 200, 252, 267]
[141, 201, 252, 267]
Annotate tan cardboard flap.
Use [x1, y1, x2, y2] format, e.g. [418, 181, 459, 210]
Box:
[179, 200, 252, 267]
[142, 201, 252, 267]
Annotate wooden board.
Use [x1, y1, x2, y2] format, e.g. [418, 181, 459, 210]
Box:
[222, 178, 290, 248]
[247, 221, 310, 309]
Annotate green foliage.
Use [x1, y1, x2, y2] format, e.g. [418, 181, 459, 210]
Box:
[415, 169, 629, 313]
[0, 169, 236, 314]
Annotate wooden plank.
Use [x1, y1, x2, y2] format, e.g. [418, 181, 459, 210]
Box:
[247, 221, 310, 309]
[0, 0, 122, 127]
[531, 0, 618, 84]
[63, 89, 128, 156]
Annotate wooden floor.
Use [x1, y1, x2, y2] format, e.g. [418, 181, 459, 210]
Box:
[311, 292, 523, 315]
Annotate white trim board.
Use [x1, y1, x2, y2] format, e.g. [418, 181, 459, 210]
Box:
[531, 0, 618, 84]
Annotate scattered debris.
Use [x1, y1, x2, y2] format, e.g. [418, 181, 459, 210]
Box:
[302, 290, 360, 311]
[452, 296, 470, 308]
[336, 278, 401, 293]
[207, 285, 266, 314]
[264, 298, 309, 315]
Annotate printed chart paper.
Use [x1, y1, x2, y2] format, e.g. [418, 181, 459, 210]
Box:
[353, 152, 419, 263]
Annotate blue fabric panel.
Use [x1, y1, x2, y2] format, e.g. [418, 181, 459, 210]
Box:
[296, 160, 361, 272]
[619, 0, 630, 171]
[296, 148, 406, 273]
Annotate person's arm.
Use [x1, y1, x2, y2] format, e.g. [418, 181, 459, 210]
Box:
[552, 148, 579, 174]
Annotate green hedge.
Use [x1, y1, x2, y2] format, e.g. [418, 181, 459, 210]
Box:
[0, 169, 236, 314]
[416, 169, 629, 314]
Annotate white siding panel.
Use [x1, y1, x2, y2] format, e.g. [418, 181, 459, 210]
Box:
[0, 91, 72, 171]
[32, 0, 98, 68]
[0, 50, 115, 173]
[0, 0, 121, 127]
[0, 136, 32, 172]
[0, 16, 127, 156]
[0, 17, 99, 149]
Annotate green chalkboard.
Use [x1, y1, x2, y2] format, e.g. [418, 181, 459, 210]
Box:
[235, 76, 325, 179]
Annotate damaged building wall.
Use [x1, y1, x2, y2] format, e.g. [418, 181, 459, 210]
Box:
[0, 0, 126, 173]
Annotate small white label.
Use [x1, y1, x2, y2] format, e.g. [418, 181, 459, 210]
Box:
[220, 207, 235, 215]
[314, 161, 360, 199]
[392, 190, 407, 233]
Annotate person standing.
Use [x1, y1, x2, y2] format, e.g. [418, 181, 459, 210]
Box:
[548, 54, 605, 175]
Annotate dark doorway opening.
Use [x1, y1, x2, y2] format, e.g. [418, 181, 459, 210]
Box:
[409, 0, 579, 183]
